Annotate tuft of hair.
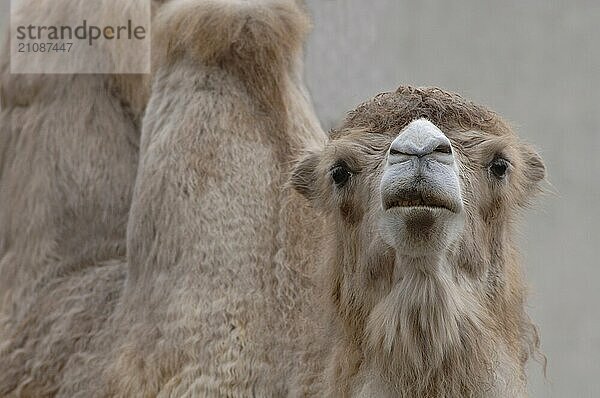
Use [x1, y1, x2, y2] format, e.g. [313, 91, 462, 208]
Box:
[153, 0, 310, 111]
[335, 86, 510, 138]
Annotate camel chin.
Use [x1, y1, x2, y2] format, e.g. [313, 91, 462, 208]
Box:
[379, 118, 465, 258]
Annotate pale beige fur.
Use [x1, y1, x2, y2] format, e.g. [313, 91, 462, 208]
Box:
[0, 0, 544, 397]
[290, 88, 545, 396]
[1, 0, 323, 396]
[0, 0, 156, 393]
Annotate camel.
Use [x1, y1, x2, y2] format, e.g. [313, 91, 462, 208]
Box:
[1, 0, 322, 396]
[0, 0, 545, 396]
[290, 88, 546, 396]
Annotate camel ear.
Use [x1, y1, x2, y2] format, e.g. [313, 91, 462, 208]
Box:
[522, 144, 546, 188]
[291, 152, 320, 201]
[516, 144, 546, 208]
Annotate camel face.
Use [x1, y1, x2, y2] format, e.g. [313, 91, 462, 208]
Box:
[292, 87, 546, 395]
[379, 118, 464, 257]
[292, 86, 546, 279]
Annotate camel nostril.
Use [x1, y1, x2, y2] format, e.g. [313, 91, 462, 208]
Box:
[388, 119, 453, 161]
[434, 144, 452, 154]
[389, 147, 403, 156]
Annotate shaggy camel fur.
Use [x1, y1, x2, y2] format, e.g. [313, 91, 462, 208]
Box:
[291, 87, 545, 397]
[0, 0, 157, 394]
[0, 0, 545, 396]
[1, 0, 323, 396]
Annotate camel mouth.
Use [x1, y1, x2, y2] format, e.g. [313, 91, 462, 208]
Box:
[383, 192, 457, 213]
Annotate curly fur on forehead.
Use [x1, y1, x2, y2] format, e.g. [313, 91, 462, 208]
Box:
[333, 86, 511, 138]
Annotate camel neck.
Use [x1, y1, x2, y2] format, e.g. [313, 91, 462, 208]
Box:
[393, 253, 448, 281]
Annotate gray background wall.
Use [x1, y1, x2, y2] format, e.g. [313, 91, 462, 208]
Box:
[1, 0, 598, 396]
[303, 1, 599, 397]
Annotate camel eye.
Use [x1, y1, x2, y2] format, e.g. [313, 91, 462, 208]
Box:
[489, 157, 509, 179]
[331, 163, 351, 187]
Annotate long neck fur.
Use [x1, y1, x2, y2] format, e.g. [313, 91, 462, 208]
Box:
[367, 256, 486, 366]
[330, 248, 500, 396]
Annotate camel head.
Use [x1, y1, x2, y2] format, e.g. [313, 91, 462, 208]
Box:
[291, 86, 546, 392]
[293, 86, 545, 272]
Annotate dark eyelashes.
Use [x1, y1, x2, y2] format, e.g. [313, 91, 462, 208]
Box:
[330, 163, 351, 187]
[489, 157, 510, 179]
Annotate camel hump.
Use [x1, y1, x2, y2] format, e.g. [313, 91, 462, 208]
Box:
[154, 0, 310, 77]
